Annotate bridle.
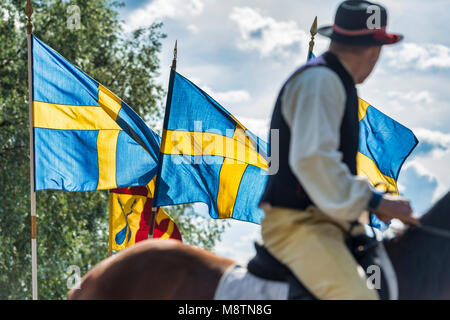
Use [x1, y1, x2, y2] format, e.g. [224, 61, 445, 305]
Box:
[409, 223, 450, 240]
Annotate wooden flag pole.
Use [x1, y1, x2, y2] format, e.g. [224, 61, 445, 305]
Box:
[171, 40, 177, 71]
[145, 183, 157, 239]
[148, 207, 157, 239]
[108, 205, 112, 257]
[148, 40, 177, 240]
[25, 0, 38, 300]
[308, 16, 318, 60]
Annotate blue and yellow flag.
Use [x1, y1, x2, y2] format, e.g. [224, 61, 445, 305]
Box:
[154, 71, 268, 224]
[357, 98, 417, 194]
[357, 99, 418, 228]
[32, 36, 160, 191]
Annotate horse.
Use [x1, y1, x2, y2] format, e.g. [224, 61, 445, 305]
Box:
[69, 191, 450, 300]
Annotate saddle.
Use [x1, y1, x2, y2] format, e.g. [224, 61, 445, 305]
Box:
[247, 234, 395, 300]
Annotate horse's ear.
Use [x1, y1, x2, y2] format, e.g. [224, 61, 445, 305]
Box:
[420, 190, 450, 228]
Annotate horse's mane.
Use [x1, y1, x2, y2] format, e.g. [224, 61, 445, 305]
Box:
[385, 191, 450, 299]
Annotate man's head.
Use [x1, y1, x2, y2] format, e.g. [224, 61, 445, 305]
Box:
[328, 41, 382, 84]
[317, 0, 402, 84]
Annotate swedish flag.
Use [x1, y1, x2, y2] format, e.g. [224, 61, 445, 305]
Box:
[32, 36, 160, 191]
[357, 98, 418, 195]
[357, 99, 418, 228]
[154, 70, 268, 224]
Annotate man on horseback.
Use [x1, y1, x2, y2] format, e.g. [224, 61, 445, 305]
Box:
[260, 0, 418, 300]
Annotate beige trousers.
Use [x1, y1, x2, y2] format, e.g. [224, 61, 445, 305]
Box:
[261, 205, 379, 300]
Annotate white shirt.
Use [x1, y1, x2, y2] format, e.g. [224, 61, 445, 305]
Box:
[281, 66, 373, 221]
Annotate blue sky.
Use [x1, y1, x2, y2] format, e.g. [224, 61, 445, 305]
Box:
[119, 0, 450, 263]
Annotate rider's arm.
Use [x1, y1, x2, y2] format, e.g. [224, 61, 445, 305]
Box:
[282, 67, 377, 221]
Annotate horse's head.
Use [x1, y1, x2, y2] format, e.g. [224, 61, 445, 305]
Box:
[385, 190, 450, 299]
[419, 191, 450, 230]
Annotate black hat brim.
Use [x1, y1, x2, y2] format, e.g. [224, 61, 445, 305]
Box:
[317, 25, 403, 46]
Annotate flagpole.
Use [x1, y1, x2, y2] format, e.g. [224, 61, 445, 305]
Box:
[148, 207, 157, 239]
[108, 202, 112, 256]
[171, 40, 177, 71]
[146, 183, 157, 239]
[25, 0, 38, 300]
[148, 40, 177, 240]
[307, 16, 317, 61]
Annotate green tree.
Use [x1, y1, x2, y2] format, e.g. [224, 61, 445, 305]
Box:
[166, 205, 229, 251]
[0, 0, 227, 300]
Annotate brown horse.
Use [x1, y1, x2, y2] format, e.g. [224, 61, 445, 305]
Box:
[69, 191, 450, 300]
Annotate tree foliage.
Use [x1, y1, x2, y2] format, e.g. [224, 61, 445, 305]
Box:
[166, 205, 229, 251]
[0, 0, 227, 300]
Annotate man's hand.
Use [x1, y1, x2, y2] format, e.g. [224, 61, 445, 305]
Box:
[374, 194, 419, 226]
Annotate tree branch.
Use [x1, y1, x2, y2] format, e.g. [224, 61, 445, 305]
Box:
[107, 62, 129, 88]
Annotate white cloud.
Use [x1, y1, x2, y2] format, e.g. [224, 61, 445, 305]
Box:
[237, 117, 270, 141]
[187, 24, 199, 34]
[401, 160, 441, 206]
[187, 77, 252, 106]
[403, 129, 450, 203]
[202, 86, 251, 105]
[384, 42, 450, 70]
[413, 128, 450, 159]
[238, 229, 261, 245]
[213, 221, 261, 264]
[229, 7, 309, 58]
[213, 242, 252, 264]
[387, 90, 434, 105]
[123, 0, 204, 31]
[403, 161, 434, 183]
[414, 128, 450, 149]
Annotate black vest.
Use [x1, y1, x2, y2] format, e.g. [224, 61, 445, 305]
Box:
[260, 51, 359, 210]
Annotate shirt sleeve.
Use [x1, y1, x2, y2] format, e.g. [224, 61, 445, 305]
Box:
[281, 66, 373, 221]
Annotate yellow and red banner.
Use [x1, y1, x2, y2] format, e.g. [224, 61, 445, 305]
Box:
[153, 207, 183, 241]
[109, 186, 182, 252]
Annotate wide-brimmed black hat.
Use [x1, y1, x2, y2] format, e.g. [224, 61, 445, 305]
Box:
[318, 0, 403, 46]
